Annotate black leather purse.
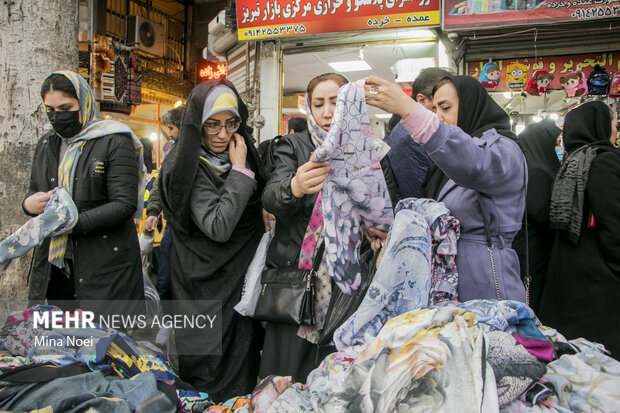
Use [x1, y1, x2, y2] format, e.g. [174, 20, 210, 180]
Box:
[254, 243, 325, 326]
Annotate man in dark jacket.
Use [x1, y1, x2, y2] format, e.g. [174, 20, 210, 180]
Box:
[384, 67, 450, 199]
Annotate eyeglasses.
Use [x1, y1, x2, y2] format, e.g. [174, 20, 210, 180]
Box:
[203, 120, 240, 135]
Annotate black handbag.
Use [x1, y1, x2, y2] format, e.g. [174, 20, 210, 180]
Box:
[254, 243, 325, 326]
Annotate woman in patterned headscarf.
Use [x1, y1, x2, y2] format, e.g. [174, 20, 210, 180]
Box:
[23, 71, 145, 306]
[259, 73, 399, 383]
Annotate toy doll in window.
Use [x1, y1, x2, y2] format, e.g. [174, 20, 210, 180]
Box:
[505, 62, 528, 91]
[479, 62, 501, 89]
[526, 70, 554, 96]
[559, 71, 588, 98]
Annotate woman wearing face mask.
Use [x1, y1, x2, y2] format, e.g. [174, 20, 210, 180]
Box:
[23, 71, 144, 306]
[259, 73, 398, 382]
[159, 80, 266, 401]
[538, 102, 620, 359]
[365, 74, 527, 303]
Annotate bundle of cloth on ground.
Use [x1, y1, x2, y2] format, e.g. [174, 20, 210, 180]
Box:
[243, 300, 620, 413]
[0, 305, 216, 413]
[1, 300, 617, 412]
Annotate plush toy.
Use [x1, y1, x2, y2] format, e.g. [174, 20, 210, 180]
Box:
[526, 70, 554, 96]
[559, 70, 588, 98]
[610, 71, 620, 98]
[505, 61, 528, 91]
[587, 65, 611, 95]
[479, 61, 501, 89]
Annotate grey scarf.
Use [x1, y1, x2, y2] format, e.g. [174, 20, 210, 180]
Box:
[549, 145, 599, 244]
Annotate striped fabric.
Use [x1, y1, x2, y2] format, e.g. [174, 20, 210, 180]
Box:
[47, 141, 86, 267]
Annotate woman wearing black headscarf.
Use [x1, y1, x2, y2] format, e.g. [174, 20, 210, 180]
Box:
[365, 75, 527, 302]
[512, 120, 562, 313]
[159, 79, 266, 401]
[538, 101, 620, 359]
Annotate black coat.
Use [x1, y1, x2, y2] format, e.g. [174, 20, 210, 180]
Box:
[159, 79, 266, 402]
[25, 130, 144, 303]
[538, 151, 620, 359]
[512, 119, 561, 312]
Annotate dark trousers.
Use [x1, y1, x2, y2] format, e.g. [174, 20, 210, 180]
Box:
[153, 229, 172, 302]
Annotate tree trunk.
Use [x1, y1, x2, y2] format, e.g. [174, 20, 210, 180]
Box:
[0, 0, 78, 300]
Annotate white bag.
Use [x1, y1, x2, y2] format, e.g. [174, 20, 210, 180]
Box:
[235, 230, 272, 317]
[139, 231, 155, 254]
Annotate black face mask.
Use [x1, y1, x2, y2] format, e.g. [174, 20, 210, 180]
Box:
[47, 110, 82, 139]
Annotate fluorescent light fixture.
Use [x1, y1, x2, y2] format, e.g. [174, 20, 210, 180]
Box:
[515, 124, 525, 135]
[397, 29, 437, 39]
[532, 116, 542, 122]
[375, 114, 392, 119]
[328, 60, 372, 72]
[550, 113, 559, 120]
[174, 100, 183, 108]
[503, 92, 512, 99]
[438, 41, 449, 68]
[391, 57, 436, 83]
[149, 132, 158, 141]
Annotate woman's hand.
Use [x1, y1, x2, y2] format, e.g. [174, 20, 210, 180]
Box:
[144, 215, 158, 233]
[229, 134, 247, 167]
[262, 208, 275, 231]
[290, 161, 330, 198]
[364, 75, 418, 119]
[24, 191, 52, 215]
[364, 227, 388, 252]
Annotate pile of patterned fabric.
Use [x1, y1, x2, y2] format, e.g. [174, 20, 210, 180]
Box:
[249, 300, 620, 413]
[0, 305, 218, 413]
[1, 301, 618, 412]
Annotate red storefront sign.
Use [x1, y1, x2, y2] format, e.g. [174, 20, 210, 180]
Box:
[236, 0, 440, 41]
[444, 0, 620, 30]
[198, 62, 228, 81]
[467, 52, 619, 92]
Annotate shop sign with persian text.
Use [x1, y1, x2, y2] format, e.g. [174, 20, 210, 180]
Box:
[467, 52, 619, 92]
[198, 62, 227, 81]
[444, 0, 620, 30]
[236, 0, 440, 41]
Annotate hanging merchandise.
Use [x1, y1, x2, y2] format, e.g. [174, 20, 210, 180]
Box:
[505, 61, 528, 91]
[129, 53, 142, 106]
[587, 65, 612, 96]
[526, 70, 554, 96]
[478, 60, 501, 89]
[559, 69, 588, 98]
[610, 71, 620, 98]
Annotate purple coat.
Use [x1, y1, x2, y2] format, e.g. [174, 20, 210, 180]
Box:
[424, 123, 527, 302]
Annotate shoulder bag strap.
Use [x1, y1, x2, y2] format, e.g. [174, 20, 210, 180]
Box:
[477, 194, 502, 300]
[522, 161, 531, 307]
